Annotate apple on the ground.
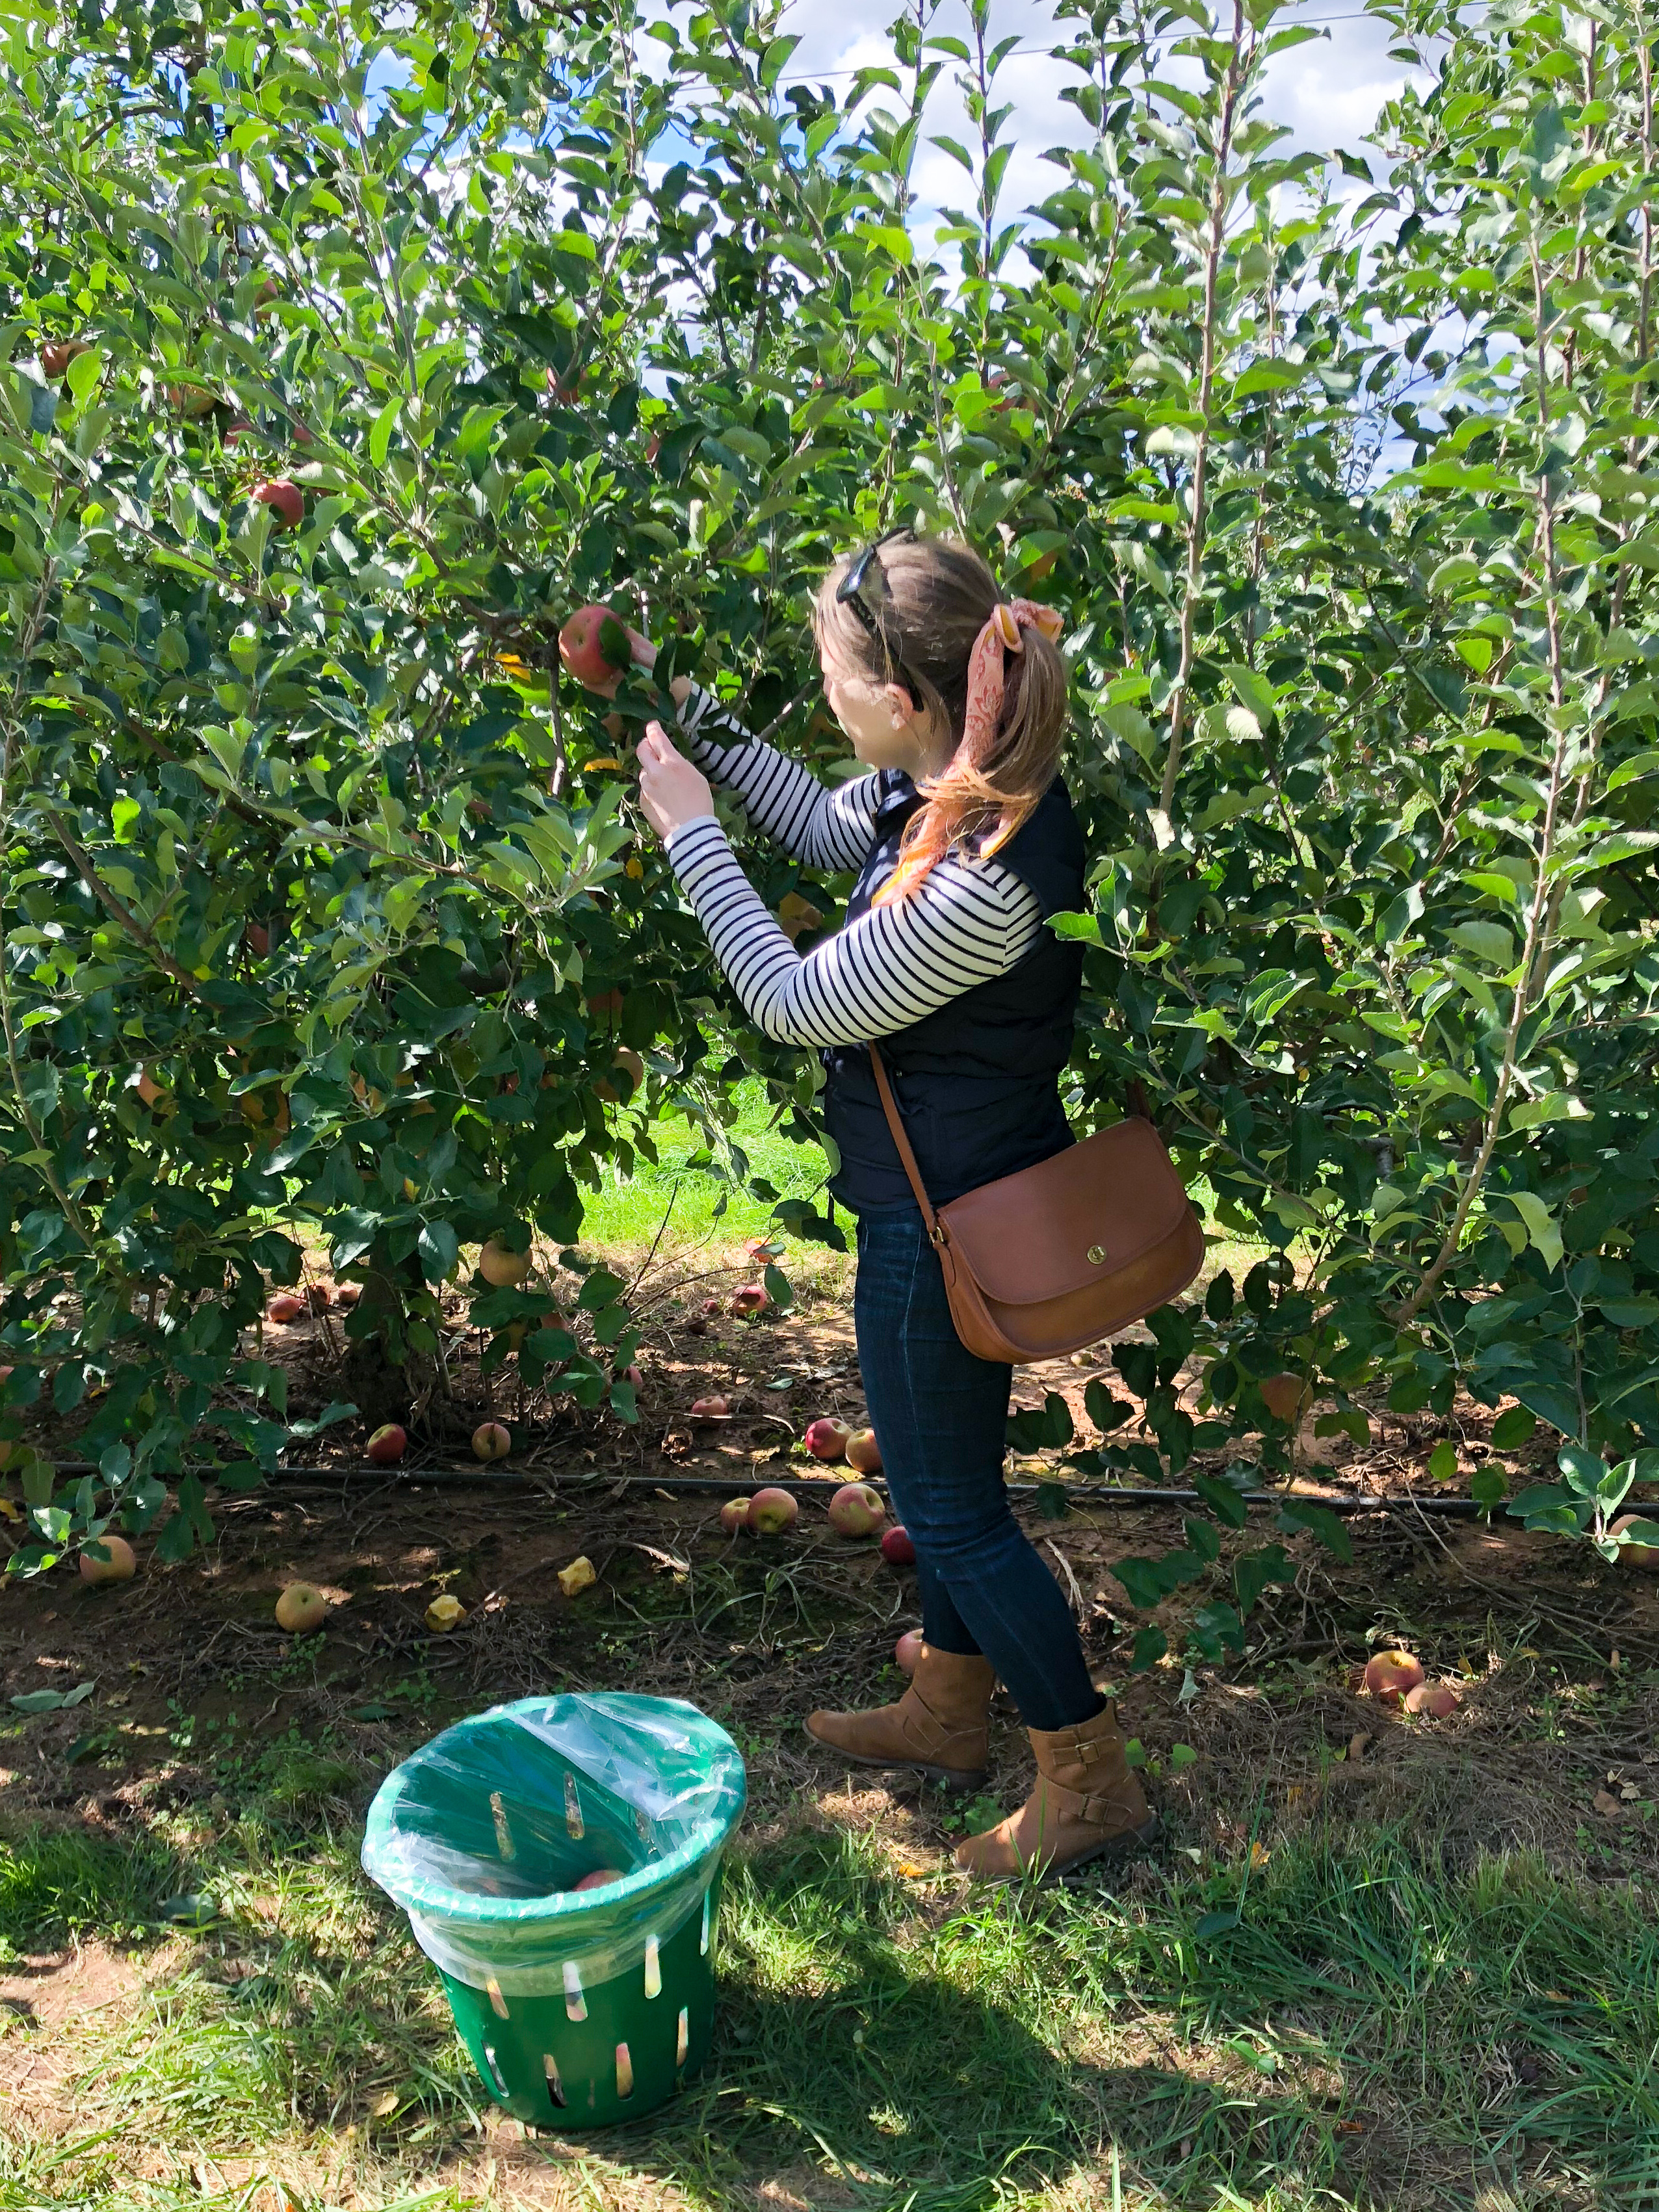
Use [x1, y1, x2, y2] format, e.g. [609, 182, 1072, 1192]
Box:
[367, 1422, 406, 1466]
[720, 1497, 751, 1534]
[472, 1422, 512, 1463]
[895, 1628, 923, 1672]
[267, 1292, 307, 1323]
[846, 1427, 882, 1474]
[731, 1282, 769, 1316]
[275, 1581, 328, 1633]
[748, 1487, 798, 1535]
[880, 1525, 916, 1566]
[804, 1416, 852, 1462]
[690, 1395, 730, 1418]
[1363, 1649, 1425, 1704]
[828, 1481, 885, 1537]
[1404, 1681, 1459, 1718]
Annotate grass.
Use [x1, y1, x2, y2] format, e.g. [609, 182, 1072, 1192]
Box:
[3, 1797, 1654, 2211]
[578, 1081, 835, 1256]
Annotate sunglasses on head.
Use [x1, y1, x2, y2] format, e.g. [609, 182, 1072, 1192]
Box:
[835, 527, 926, 705]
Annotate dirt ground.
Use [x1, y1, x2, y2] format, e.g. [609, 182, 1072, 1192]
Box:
[3, 1277, 1658, 2208]
[5, 1279, 1657, 1866]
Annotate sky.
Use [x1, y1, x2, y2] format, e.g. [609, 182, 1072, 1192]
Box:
[757, 0, 1428, 220]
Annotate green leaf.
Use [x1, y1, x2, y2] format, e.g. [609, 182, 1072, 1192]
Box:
[1193, 1471, 1251, 1529]
[418, 1221, 459, 1283]
[1506, 1193, 1563, 1273]
[1274, 1501, 1352, 1564]
[1234, 1542, 1292, 1614]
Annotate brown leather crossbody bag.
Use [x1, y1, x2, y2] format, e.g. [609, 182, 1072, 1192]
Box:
[868, 1043, 1205, 1365]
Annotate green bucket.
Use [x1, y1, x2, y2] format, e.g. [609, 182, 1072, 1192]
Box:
[362, 1693, 746, 2129]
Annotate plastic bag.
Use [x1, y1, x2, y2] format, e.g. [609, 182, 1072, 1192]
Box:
[361, 1693, 746, 1996]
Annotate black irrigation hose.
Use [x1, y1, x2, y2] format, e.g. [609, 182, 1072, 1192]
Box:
[235, 1463, 1488, 1516]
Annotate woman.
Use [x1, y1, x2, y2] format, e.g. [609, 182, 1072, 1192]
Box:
[599, 530, 1158, 1882]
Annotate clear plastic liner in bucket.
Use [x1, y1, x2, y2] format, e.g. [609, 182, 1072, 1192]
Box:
[362, 1693, 746, 2127]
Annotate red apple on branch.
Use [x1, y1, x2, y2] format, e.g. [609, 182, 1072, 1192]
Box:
[478, 1237, 532, 1288]
[40, 339, 88, 379]
[558, 604, 633, 689]
[79, 1535, 137, 1584]
[252, 478, 304, 529]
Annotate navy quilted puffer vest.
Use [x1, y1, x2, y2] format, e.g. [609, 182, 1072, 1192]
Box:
[822, 770, 1086, 1213]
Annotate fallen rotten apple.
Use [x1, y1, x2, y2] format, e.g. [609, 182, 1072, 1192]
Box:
[1363, 1649, 1425, 1704]
[1404, 1681, 1459, 1719]
[558, 1555, 597, 1598]
[478, 1236, 532, 1288]
[425, 1593, 466, 1632]
[366, 1422, 407, 1466]
[748, 1486, 799, 1535]
[731, 1282, 769, 1316]
[846, 1427, 882, 1474]
[275, 1581, 328, 1633]
[804, 1416, 852, 1462]
[720, 1497, 751, 1534]
[690, 1395, 730, 1419]
[472, 1421, 512, 1462]
[79, 1534, 137, 1585]
[828, 1481, 885, 1537]
[880, 1525, 917, 1567]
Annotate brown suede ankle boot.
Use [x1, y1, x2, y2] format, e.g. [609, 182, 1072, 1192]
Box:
[954, 1700, 1160, 1881]
[806, 1644, 995, 1790]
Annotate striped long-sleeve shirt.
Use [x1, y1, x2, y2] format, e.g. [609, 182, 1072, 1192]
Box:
[665, 684, 1041, 1048]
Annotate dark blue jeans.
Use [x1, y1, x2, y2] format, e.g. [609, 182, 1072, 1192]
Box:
[854, 1208, 1102, 1733]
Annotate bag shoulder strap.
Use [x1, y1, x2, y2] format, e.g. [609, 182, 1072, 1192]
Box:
[867, 1043, 947, 1246]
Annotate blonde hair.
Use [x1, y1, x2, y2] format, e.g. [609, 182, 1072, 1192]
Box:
[811, 533, 1067, 904]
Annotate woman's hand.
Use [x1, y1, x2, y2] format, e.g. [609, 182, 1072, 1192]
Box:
[636, 720, 714, 842]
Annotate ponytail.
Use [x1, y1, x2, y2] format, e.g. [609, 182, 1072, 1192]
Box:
[812, 536, 1069, 904]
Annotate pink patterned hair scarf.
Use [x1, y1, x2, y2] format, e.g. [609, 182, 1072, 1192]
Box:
[961, 598, 1065, 759]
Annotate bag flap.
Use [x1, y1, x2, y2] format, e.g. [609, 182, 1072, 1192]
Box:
[937, 1120, 1194, 1308]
